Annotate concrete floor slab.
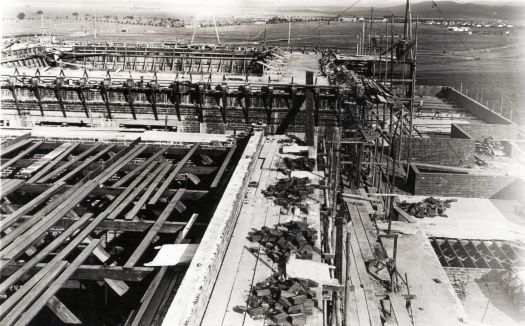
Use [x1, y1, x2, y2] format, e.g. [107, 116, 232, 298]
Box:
[397, 195, 525, 241]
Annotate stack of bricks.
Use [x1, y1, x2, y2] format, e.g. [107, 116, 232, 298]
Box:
[234, 273, 318, 325]
[262, 177, 313, 210]
[283, 157, 316, 172]
[248, 221, 318, 266]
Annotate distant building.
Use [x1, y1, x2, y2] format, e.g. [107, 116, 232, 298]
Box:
[448, 26, 470, 32]
[339, 16, 357, 23]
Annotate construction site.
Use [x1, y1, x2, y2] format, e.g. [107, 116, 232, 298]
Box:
[0, 1, 524, 325]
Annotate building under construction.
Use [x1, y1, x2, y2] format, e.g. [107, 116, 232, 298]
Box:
[0, 4, 524, 326]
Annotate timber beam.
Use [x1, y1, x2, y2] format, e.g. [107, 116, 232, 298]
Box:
[0, 264, 159, 282]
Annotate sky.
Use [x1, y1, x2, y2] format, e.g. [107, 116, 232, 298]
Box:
[4, 0, 524, 17]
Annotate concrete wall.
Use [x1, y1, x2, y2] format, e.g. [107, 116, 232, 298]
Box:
[441, 87, 514, 125]
[407, 164, 517, 198]
[393, 136, 476, 166]
[451, 123, 518, 141]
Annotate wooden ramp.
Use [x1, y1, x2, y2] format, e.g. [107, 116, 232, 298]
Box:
[344, 198, 383, 326]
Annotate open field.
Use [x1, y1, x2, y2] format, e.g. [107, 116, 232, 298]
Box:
[3, 19, 525, 122]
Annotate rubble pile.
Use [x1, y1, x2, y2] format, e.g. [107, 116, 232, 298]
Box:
[278, 135, 304, 145]
[234, 273, 318, 325]
[263, 177, 313, 210]
[398, 197, 457, 218]
[450, 278, 466, 300]
[476, 137, 505, 157]
[283, 157, 316, 172]
[248, 221, 318, 264]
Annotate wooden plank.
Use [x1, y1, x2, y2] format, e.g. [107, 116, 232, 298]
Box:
[21, 143, 73, 178]
[345, 201, 374, 262]
[11, 240, 102, 326]
[56, 144, 116, 183]
[37, 143, 103, 183]
[93, 141, 146, 185]
[0, 260, 69, 324]
[124, 163, 173, 220]
[1, 264, 155, 282]
[389, 293, 413, 326]
[393, 203, 417, 223]
[347, 227, 370, 326]
[106, 161, 160, 220]
[13, 182, 207, 200]
[0, 213, 93, 294]
[84, 234, 130, 296]
[210, 145, 237, 189]
[345, 228, 361, 326]
[46, 296, 82, 325]
[355, 202, 378, 245]
[0, 182, 65, 233]
[349, 225, 382, 326]
[342, 193, 380, 203]
[0, 181, 88, 253]
[0, 181, 83, 254]
[0, 179, 25, 198]
[0, 139, 33, 158]
[124, 188, 186, 269]
[12, 216, 188, 233]
[175, 213, 199, 243]
[27, 143, 79, 183]
[148, 144, 199, 205]
[112, 145, 170, 188]
[0, 134, 31, 149]
[0, 182, 97, 260]
[130, 209, 198, 326]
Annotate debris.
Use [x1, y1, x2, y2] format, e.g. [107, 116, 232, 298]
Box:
[248, 221, 318, 265]
[199, 154, 214, 165]
[397, 197, 456, 218]
[263, 177, 313, 210]
[283, 157, 316, 172]
[450, 278, 466, 300]
[236, 273, 317, 326]
[476, 136, 505, 157]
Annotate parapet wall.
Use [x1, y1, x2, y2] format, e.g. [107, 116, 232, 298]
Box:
[451, 123, 518, 141]
[407, 164, 517, 198]
[0, 102, 339, 134]
[393, 136, 475, 166]
[440, 87, 514, 125]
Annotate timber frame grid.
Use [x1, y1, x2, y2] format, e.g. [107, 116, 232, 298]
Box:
[0, 133, 243, 325]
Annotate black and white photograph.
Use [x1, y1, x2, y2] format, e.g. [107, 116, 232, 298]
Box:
[0, 0, 524, 325]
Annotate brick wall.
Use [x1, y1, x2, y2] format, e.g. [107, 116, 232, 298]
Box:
[393, 136, 475, 166]
[452, 123, 518, 141]
[407, 164, 517, 198]
[441, 87, 514, 124]
[1, 100, 340, 134]
[445, 267, 505, 282]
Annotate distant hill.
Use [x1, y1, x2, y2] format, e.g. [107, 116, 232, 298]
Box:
[327, 1, 525, 22]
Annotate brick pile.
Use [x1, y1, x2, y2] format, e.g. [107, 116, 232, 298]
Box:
[262, 177, 313, 210]
[234, 273, 318, 325]
[248, 221, 318, 265]
[398, 197, 457, 218]
[283, 157, 316, 172]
